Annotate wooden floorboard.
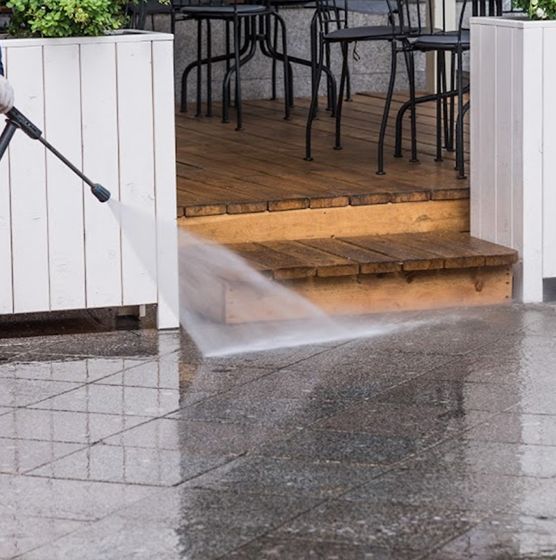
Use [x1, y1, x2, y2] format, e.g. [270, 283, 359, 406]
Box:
[226, 233, 517, 281]
[176, 93, 470, 217]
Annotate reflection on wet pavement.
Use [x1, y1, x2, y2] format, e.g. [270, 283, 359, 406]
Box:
[1, 305, 556, 558]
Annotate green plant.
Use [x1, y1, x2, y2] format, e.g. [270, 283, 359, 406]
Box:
[513, 0, 556, 19]
[6, 0, 169, 38]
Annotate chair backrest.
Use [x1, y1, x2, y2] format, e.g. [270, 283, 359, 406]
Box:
[458, 0, 502, 34]
[312, 0, 350, 35]
[389, 0, 502, 37]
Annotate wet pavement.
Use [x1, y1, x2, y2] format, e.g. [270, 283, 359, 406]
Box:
[1, 304, 556, 559]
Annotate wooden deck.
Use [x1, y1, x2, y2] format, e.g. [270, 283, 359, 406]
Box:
[175, 93, 469, 218]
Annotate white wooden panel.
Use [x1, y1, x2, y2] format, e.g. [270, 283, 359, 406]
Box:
[494, 26, 513, 248]
[543, 28, 556, 278]
[43, 44, 86, 310]
[511, 25, 524, 253]
[477, 24, 497, 243]
[116, 41, 158, 306]
[7, 46, 51, 313]
[0, 71, 13, 313]
[152, 40, 179, 329]
[81, 42, 123, 308]
[520, 28, 544, 302]
[469, 21, 481, 239]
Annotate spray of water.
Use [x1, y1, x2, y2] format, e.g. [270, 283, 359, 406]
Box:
[107, 199, 422, 357]
[178, 230, 419, 357]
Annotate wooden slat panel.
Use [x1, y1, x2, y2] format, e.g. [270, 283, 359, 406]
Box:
[8, 46, 50, 313]
[0, 108, 12, 313]
[117, 40, 158, 306]
[43, 44, 86, 310]
[81, 42, 123, 309]
[152, 39, 180, 329]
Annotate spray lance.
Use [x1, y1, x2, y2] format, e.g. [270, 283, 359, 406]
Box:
[0, 104, 111, 204]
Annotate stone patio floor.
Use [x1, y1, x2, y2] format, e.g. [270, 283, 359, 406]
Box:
[1, 304, 556, 559]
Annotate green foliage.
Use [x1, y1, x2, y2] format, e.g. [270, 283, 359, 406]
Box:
[513, 0, 556, 19]
[6, 0, 170, 38]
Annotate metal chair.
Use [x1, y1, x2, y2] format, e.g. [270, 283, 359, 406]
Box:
[175, 0, 291, 130]
[390, 0, 502, 179]
[305, 0, 402, 175]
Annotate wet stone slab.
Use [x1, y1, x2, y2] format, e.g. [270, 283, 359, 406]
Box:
[1, 304, 556, 558]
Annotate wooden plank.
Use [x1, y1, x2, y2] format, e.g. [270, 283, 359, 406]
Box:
[220, 266, 513, 323]
[227, 242, 316, 279]
[43, 44, 86, 311]
[81, 42, 123, 309]
[341, 235, 446, 271]
[182, 200, 470, 244]
[7, 45, 50, 313]
[300, 238, 401, 274]
[117, 40, 158, 306]
[260, 240, 359, 277]
[152, 39, 180, 329]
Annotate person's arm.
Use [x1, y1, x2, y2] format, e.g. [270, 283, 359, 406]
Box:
[0, 50, 14, 113]
[0, 75, 14, 113]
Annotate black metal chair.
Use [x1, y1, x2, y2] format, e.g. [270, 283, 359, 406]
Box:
[174, 0, 291, 131]
[390, 0, 502, 179]
[305, 0, 403, 175]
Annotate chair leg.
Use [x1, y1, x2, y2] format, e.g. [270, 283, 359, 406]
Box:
[446, 51, 456, 151]
[277, 15, 291, 120]
[306, 42, 325, 161]
[271, 11, 279, 100]
[206, 19, 213, 117]
[456, 46, 466, 179]
[435, 51, 443, 162]
[233, 15, 243, 131]
[405, 47, 419, 163]
[196, 19, 203, 117]
[377, 40, 398, 175]
[335, 42, 349, 150]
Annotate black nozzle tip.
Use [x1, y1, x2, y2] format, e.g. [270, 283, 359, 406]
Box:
[91, 184, 111, 203]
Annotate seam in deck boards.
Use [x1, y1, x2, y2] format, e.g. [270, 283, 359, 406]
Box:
[176, 93, 470, 218]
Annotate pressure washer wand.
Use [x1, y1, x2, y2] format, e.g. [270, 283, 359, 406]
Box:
[0, 107, 111, 203]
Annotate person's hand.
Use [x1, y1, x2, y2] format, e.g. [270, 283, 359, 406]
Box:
[0, 75, 14, 114]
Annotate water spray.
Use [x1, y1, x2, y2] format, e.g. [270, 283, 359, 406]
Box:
[0, 107, 111, 203]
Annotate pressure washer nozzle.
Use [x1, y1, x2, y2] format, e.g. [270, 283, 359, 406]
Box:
[91, 184, 111, 203]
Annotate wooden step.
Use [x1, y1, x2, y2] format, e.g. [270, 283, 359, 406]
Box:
[192, 232, 517, 324]
[180, 198, 469, 244]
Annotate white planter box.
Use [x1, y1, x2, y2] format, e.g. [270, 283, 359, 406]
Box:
[470, 16, 556, 302]
[0, 31, 180, 328]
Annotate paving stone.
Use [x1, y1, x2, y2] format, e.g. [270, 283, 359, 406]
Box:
[275, 500, 481, 552]
[0, 437, 83, 475]
[29, 384, 180, 417]
[256, 429, 417, 465]
[0, 378, 81, 408]
[227, 537, 419, 559]
[428, 514, 556, 559]
[28, 443, 236, 487]
[182, 454, 383, 498]
[0, 408, 146, 444]
[102, 417, 267, 455]
[0, 514, 87, 559]
[0, 356, 144, 383]
[0, 473, 157, 521]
